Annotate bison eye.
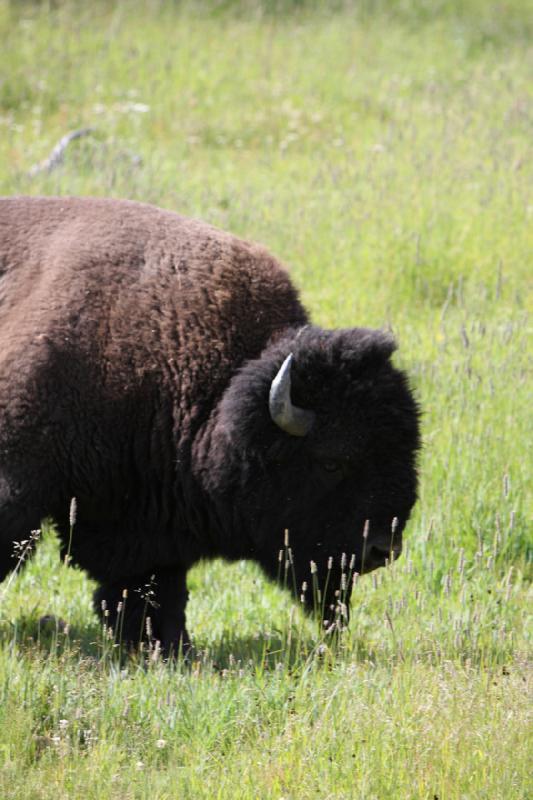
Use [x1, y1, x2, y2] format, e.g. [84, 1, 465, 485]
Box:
[321, 459, 341, 473]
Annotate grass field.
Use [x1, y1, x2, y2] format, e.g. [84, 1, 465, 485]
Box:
[0, 1, 532, 797]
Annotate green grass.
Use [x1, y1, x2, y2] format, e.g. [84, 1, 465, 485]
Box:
[0, 0, 532, 797]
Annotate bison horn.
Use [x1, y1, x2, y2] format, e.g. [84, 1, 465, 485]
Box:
[269, 354, 315, 437]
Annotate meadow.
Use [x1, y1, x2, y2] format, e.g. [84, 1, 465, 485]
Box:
[0, 0, 531, 797]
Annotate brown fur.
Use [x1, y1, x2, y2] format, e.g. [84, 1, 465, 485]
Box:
[0, 195, 307, 533]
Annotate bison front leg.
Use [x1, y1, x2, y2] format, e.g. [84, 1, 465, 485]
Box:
[0, 473, 44, 583]
[94, 566, 191, 659]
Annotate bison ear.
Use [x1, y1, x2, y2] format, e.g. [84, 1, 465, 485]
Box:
[345, 328, 397, 363]
[372, 330, 397, 359]
[269, 354, 315, 437]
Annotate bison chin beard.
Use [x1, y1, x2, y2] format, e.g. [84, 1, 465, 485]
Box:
[292, 560, 354, 633]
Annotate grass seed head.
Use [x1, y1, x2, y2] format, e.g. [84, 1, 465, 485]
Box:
[69, 497, 77, 527]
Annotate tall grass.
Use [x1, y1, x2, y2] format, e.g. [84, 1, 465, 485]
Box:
[0, 0, 531, 797]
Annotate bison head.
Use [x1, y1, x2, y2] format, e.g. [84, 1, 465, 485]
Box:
[196, 326, 420, 621]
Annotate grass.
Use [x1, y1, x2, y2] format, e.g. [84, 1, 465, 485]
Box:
[0, 0, 532, 797]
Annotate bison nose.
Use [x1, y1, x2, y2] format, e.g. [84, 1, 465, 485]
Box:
[365, 543, 402, 571]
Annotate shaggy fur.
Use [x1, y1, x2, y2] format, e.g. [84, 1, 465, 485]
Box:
[0, 196, 420, 653]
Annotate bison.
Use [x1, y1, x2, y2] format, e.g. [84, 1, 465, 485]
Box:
[0, 196, 420, 654]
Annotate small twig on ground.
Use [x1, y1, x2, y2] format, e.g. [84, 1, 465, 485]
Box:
[27, 127, 96, 177]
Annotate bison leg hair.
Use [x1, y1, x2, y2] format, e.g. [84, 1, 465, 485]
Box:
[0, 475, 44, 583]
[93, 566, 190, 658]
